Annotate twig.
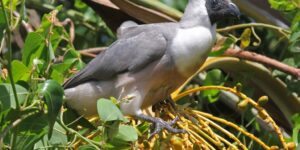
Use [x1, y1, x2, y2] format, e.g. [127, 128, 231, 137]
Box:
[79, 47, 106, 54]
[1, 0, 20, 110]
[0, 111, 38, 145]
[79, 51, 97, 58]
[59, 108, 100, 149]
[61, 18, 75, 43]
[78, 47, 106, 58]
[13, 11, 34, 32]
[217, 23, 290, 38]
[223, 48, 300, 79]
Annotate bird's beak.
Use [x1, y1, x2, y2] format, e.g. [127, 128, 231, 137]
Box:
[228, 3, 241, 19]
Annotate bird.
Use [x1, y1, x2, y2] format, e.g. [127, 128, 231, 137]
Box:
[64, 0, 240, 135]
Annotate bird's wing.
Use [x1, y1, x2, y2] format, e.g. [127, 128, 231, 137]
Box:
[63, 31, 168, 88]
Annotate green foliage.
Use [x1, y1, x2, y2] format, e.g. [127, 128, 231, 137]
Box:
[0, 83, 28, 110]
[0, 0, 299, 149]
[39, 80, 64, 138]
[292, 114, 300, 148]
[97, 99, 126, 122]
[97, 98, 138, 148]
[201, 69, 226, 103]
[13, 113, 48, 150]
[268, 0, 299, 11]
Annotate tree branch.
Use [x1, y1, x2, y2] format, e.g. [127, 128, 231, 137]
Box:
[223, 48, 300, 79]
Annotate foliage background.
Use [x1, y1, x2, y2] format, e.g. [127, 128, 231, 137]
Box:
[0, 0, 299, 149]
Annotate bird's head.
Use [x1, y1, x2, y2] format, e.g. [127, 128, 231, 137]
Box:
[205, 0, 240, 24]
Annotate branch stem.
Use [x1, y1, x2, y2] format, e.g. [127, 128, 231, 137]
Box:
[217, 23, 290, 38]
[0, 0, 20, 110]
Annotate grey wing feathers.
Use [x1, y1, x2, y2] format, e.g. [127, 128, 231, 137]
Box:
[63, 31, 168, 89]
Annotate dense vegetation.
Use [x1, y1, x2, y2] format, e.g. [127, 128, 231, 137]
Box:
[0, 0, 299, 149]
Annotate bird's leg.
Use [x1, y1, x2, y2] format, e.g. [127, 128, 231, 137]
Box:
[153, 96, 177, 111]
[135, 114, 186, 138]
[166, 95, 177, 111]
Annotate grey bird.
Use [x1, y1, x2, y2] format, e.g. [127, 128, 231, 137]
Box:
[64, 0, 240, 135]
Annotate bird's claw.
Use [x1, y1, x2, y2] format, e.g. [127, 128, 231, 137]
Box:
[149, 116, 186, 138]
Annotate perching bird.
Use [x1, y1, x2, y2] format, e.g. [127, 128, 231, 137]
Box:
[64, 0, 240, 135]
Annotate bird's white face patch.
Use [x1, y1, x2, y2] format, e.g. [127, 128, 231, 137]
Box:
[171, 25, 216, 77]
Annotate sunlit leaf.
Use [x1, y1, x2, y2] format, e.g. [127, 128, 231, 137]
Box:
[10, 60, 30, 83]
[268, 0, 298, 11]
[22, 32, 46, 67]
[97, 98, 126, 122]
[201, 69, 225, 103]
[0, 83, 28, 111]
[114, 125, 138, 142]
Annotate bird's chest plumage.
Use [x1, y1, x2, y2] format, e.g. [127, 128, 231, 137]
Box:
[170, 26, 216, 77]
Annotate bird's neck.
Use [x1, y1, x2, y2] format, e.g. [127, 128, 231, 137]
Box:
[180, 0, 212, 28]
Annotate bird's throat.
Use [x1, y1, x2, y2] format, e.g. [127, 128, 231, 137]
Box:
[170, 25, 216, 77]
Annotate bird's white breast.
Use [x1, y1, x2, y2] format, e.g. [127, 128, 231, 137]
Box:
[170, 25, 216, 77]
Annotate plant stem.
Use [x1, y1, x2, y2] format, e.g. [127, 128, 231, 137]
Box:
[59, 109, 100, 149]
[217, 23, 291, 38]
[0, 0, 20, 110]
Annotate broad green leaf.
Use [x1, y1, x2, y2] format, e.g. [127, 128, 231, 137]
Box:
[22, 32, 46, 67]
[97, 99, 126, 122]
[114, 125, 138, 142]
[106, 125, 138, 149]
[48, 123, 68, 145]
[50, 69, 64, 84]
[10, 60, 30, 83]
[201, 69, 225, 103]
[0, 83, 28, 111]
[14, 113, 48, 150]
[39, 80, 64, 138]
[104, 121, 121, 141]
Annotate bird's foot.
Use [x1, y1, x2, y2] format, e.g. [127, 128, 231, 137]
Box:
[136, 114, 186, 138]
[153, 96, 177, 112]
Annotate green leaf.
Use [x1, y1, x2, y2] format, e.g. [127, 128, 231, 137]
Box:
[292, 114, 300, 146]
[48, 123, 68, 145]
[0, 83, 28, 111]
[97, 99, 126, 122]
[39, 80, 64, 139]
[104, 121, 121, 141]
[22, 32, 46, 67]
[201, 69, 225, 103]
[10, 60, 30, 83]
[114, 125, 138, 142]
[268, 0, 297, 11]
[14, 113, 48, 150]
[50, 69, 64, 84]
